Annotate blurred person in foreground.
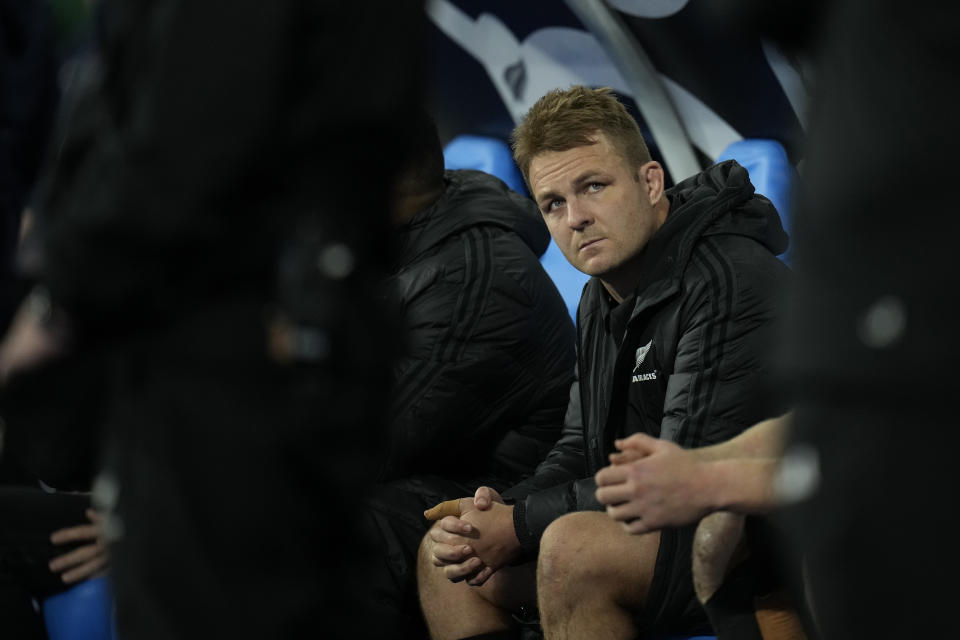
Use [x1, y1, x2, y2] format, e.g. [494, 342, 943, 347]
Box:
[0, 1, 114, 636]
[744, 0, 960, 637]
[0, 1, 427, 638]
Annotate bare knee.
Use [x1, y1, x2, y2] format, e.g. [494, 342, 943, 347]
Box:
[418, 526, 437, 555]
[538, 512, 605, 588]
[538, 512, 659, 603]
[417, 528, 435, 576]
[692, 511, 746, 604]
[418, 525, 456, 602]
[538, 512, 659, 638]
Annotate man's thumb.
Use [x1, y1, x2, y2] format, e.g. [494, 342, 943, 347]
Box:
[474, 486, 498, 510]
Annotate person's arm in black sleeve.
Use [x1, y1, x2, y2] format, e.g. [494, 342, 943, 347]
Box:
[383, 229, 572, 481]
[502, 366, 603, 558]
[593, 242, 791, 530]
[660, 238, 789, 449]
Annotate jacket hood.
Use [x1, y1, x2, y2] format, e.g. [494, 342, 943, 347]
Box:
[668, 159, 789, 256]
[581, 160, 789, 323]
[397, 169, 549, 265]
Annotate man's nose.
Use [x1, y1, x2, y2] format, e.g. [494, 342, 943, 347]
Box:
[566, 198, 592, 230]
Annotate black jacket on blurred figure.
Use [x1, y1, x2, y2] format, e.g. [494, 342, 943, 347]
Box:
[384, 169, 575, 486]
[11, 2, 427, 639]
[0, 0, 57, 333]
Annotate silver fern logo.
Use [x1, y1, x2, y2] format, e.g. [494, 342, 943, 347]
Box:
[633, 340, 653, 372]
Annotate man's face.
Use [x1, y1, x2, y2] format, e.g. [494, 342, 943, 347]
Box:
[528, 133, 665, 293]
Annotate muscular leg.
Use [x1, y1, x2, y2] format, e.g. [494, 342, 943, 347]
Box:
[537, 511, 661, 640]
[417, 529, 536, 640]
[692, 512, 746, 604]
[693, 513, 808, 640]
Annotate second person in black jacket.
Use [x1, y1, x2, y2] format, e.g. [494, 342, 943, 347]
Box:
[362, 111, 575, 638]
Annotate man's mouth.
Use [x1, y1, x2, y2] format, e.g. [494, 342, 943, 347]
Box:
[579, 238, 603, 251]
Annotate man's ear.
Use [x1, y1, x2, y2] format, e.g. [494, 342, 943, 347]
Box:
[639, 161, 665, 206]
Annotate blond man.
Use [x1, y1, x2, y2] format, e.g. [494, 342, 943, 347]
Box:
[418, 86, 791, 640]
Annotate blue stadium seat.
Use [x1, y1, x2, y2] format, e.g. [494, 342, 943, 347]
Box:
[442, 134, 589, 321]
[42, 576, 117, 640]
[443, 134, 527, 195]
[715, 139, 795, 263]
[538, 239, 589, 321]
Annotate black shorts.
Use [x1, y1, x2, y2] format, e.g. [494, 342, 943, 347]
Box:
[0, 486, 91, 599]
[636, 524, 712, 636]
[0, 486, 92, 639]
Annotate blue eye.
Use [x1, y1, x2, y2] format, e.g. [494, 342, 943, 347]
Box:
[546, 199, 564, 212]
[587, 182, 604, 193]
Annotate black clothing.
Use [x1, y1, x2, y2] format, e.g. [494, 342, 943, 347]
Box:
[505, 160, 790, 635]
[0, 487, 91, 640]
[1, 5, 87, 634]
[0, 350, 108, 637]
[0, 0, 58, 332]
[636, 524, 709, 636]
[773, 1, 960, 638]
[701, 560, 765, 640]
[35, 2, 415, 343]
[367, 169, 575, 639]
[780, 2, 960, 397]
[384, 169, 575, 483]
[0, 487, 91, 597]
[0, 350, 109, 491]
[102, 296, 393, 640]
[18, 1, 428, 638]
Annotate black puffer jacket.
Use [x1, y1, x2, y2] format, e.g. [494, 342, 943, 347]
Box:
[383, 169, 576, 484]
[506, 161, 791, 553]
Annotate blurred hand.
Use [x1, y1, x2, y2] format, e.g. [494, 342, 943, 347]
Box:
[595, 433, 712, 534]
[49, 509, 109, 584]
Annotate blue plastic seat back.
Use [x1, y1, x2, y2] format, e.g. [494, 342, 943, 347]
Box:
[443, 134, 589, 322]
[716, 139, 794, 263]
[42, 576, 117, 640]
[537, 239, 590, 321]
[443, 134, 527, 195]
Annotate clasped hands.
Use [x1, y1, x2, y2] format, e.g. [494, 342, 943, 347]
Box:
[423, 486, 520, 587]
[595, 432, 712, 534]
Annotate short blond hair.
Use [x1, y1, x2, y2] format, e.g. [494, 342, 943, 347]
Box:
[511, 86, 651, 189]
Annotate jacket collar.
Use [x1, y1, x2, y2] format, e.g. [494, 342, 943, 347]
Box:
[582, 160, 786, 327]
